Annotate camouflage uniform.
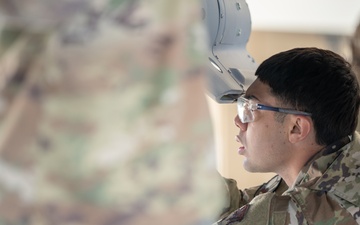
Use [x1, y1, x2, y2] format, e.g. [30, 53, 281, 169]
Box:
[216, 132, 360, 225]
[0, 0, 226, 224]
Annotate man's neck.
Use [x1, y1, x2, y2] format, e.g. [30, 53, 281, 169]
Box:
[279, 144, 325, 187]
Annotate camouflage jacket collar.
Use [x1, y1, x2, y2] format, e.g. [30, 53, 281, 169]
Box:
[291, 133, 357, 193]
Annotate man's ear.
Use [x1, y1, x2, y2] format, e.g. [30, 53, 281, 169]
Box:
[288, 115, 312, 144]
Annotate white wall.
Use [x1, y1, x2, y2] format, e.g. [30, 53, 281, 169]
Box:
[247, 0, 360, 35]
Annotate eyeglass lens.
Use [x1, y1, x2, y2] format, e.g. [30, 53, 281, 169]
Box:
[237, 98, 254, 123]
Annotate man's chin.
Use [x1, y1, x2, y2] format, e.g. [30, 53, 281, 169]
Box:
[243, 160, 264, 173]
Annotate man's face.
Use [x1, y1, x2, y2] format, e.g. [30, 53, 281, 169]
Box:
[234, 78, 292, 173]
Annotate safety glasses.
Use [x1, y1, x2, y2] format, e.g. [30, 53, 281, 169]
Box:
[237, 96, 312, 123]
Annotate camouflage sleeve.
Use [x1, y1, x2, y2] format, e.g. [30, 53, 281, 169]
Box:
[216, 192, 290, 225]
[0, 1, 227, 224]
[218, 177, 262, 220]
[216, 186, 359, 225]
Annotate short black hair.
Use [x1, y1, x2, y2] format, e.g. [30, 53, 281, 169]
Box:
[256, 47, 360, 146]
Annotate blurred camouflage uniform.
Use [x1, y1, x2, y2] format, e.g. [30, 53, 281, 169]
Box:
[0, 0, 226, 224]
[352, 21, 360, 132]
[216, 133, 360, 225]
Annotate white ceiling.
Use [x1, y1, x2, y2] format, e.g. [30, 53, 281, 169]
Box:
[247, 0, 360, 36]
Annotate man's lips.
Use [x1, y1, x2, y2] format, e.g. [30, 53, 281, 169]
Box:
[238, 146, 245, 155]
[235, 135, 245, 155]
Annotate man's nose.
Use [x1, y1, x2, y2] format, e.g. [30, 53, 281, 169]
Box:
[234, 115, 247, 132]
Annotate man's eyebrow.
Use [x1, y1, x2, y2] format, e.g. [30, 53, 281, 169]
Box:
[244, 94, 260, 101]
